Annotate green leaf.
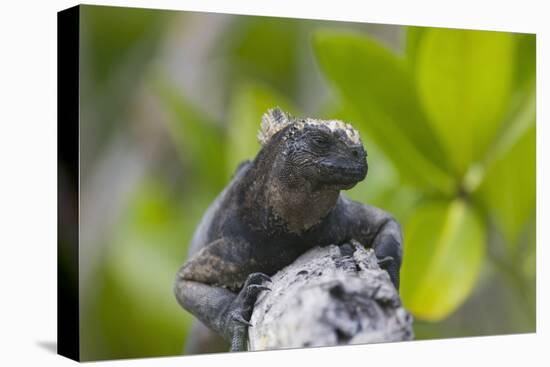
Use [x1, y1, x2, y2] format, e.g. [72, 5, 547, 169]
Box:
[471, 70, 535, 249]
[475, 124, 536, 249]
[406, 26, 427, 68]
[226, 82, 296, 178]
[313, 31, 454, 194]
[484, 78, 535, 166]
[416, 28, 516, 176]
[401, 199, 485, 321]
[515, 33, 536, 90]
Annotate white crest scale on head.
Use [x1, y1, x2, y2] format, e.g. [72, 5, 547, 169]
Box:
[258, 107, 361, 146]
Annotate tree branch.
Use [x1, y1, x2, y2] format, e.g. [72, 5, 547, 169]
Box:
[248, 241, 414, 351]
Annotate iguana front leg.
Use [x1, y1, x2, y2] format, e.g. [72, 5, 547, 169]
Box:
[174, 238, 271, 351]
[343, 199, 403, 290]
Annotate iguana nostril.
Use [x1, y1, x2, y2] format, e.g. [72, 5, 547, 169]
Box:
[351, 149, 359, 158]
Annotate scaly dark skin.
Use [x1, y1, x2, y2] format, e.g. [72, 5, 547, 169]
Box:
[174, 108, 403, 353]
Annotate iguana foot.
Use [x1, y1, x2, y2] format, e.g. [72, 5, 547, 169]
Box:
[373, 236, 402, 290]
[224, 272, 271, 351]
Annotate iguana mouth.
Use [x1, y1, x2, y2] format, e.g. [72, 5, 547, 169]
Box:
[318, 159, 368, 188]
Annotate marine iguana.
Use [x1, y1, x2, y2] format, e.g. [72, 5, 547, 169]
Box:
[174, 107, 403, 353]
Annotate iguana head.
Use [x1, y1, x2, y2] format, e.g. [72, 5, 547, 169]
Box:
[258, 107, 368, 190]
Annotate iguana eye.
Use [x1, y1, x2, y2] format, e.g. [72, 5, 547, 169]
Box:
[312, 136, 329, 147]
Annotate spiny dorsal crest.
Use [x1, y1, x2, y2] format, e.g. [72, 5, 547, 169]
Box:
[258, 107, 361, 146]
[258, 107, 293, 145]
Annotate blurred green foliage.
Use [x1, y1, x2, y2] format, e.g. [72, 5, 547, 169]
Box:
[75, 5, 535, 360]
[85, 182, 193, 359]
[214, 17, 302, 99]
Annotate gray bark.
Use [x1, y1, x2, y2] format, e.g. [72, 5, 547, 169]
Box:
[248, 241, 414, 351]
